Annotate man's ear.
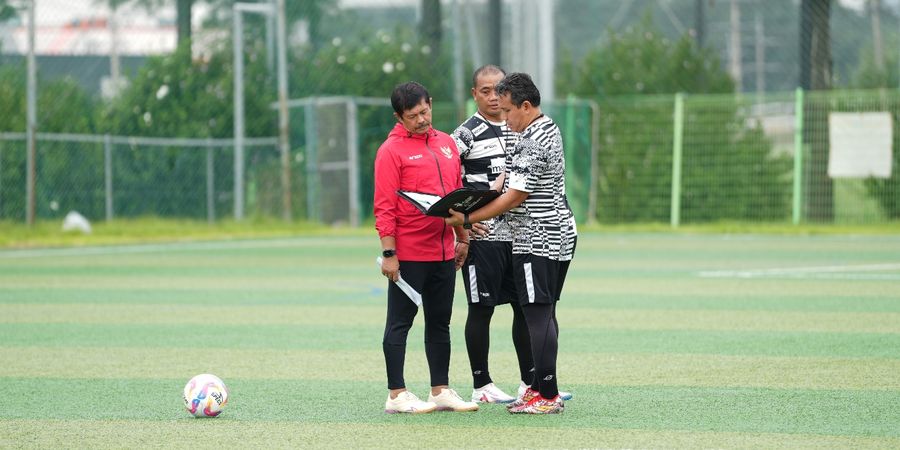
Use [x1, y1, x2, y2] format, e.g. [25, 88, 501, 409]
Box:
[394, 112, 401, 122]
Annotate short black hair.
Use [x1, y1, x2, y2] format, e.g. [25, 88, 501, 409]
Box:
[495, 72, 541, 107]
[390, 81, 431, 115]
[471, 64, 505, 88]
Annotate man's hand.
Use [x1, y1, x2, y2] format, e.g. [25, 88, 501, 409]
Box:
[454, 241, 469, 270]
[445, 208, 465, 227]
[380, 256, 400, 282]
[470, 222, 489, 237]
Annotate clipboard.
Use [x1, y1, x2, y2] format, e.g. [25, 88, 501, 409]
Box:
[397, 188, 500, 217]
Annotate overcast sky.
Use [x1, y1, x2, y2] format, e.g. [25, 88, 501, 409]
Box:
[26, 0, 900, 28]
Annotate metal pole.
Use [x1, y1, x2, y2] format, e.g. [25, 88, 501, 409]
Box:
[276, 0, 292, 221]
[232, 7, 245, 220]
[207, 143, 215, 224]
[452, 0, 465, 121]
[266, 0, 276, 72]
[0, 144, 3, 217]
[26, 0, 37, 226]
[104, 134, 113, 221]
[564, 95, 578, 221]
[347, 99, 360, 227]
[462, 0, 483, 69]
[488, 0, 501, 65]
[670, 93, 684, 228]
[588, 99, 600, 224]
[304, 102, 319, 222]
[109, 2, 121, 96]
[792, 88, 804, 225]
[538, 0, 555, 102]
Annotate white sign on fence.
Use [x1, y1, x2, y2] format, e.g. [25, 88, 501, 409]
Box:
[828, 112, 893, 179]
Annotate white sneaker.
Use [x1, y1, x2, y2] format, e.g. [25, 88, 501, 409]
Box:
[428, 388, 479, 412]
[471, 383, 515, 403]
[518, 381, 573, 401]
[384, 391, 437, 414]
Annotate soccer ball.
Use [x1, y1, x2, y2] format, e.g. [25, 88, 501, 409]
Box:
[183, 374, 229, 417]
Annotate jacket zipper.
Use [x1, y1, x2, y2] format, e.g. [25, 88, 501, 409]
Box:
[425, 132, 449, 261]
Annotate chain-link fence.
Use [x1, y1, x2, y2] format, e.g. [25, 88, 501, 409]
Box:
[0, 133, 279, 222]
[1, 0, 899, 227]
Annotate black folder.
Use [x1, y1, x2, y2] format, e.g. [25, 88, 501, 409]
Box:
[397, 188, 500, 217]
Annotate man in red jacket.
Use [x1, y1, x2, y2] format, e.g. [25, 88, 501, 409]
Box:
[374, 81, 478, 414]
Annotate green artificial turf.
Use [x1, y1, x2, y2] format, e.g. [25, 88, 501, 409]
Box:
[1, 232, 898, 448]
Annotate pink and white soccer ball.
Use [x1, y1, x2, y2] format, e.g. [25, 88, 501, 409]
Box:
[183, 374, 229, 417]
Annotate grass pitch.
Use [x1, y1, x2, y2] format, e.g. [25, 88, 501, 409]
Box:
[1, 232, 899, 448]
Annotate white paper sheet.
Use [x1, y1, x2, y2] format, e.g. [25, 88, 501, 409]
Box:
[376, 257, 423, 306]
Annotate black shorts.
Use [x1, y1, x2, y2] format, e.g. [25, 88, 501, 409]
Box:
[461, 240, 517, 306]
[512, 253, 572, 305]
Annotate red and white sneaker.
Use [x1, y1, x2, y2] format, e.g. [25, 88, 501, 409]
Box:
[518, 380, 572, 401]
[506, 386, 539, 410]
[471, 383, 515, 404]
[508, 394, 564, 414]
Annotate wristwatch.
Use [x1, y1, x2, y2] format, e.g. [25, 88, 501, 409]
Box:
[463, 213, 472, 230]
[382, 249, 397, 258]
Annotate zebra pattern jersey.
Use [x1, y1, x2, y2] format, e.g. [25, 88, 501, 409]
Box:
[502, 114, 577, 261]
[451, 112, 518, 242]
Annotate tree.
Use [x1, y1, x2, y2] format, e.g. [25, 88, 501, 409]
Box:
[565, 17, 790, 223]
[0, 0, 15, 22]
[99, 42, 277, 218]
[0, 66, 100, 220]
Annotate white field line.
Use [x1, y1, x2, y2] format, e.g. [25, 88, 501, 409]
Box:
[0, 238, 330, 259]
[699, 263, 900, 280]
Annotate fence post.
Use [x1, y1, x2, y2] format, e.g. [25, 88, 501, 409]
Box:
[564, 94, 580, 222]
[305, 101, 320, 222]
[232, 8, 246, 220]
[792, 87, 804, 225]
[670, 93, 685, 228]
[104, 134, 114, 221]
[206, 140, 215, 224]
[588, 99, 600, 224]
[347, 98, 360, 227]
[0, 143, 3, 217]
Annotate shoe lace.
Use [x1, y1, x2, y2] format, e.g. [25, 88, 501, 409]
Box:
[444, 389, 463, 401]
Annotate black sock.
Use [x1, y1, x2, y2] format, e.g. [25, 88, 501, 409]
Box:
[522, 303, 559, 399]
[510, 302, 534, 386]
[465, 304, 495, 388]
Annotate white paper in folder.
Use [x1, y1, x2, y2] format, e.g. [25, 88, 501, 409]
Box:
[376, 257, 423, 306]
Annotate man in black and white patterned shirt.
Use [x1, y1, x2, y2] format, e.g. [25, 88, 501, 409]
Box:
[446, 72, 576, 414]
[451, 65, 524, 405]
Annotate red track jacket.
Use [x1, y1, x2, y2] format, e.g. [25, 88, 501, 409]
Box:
[374, 123, 462, 262]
